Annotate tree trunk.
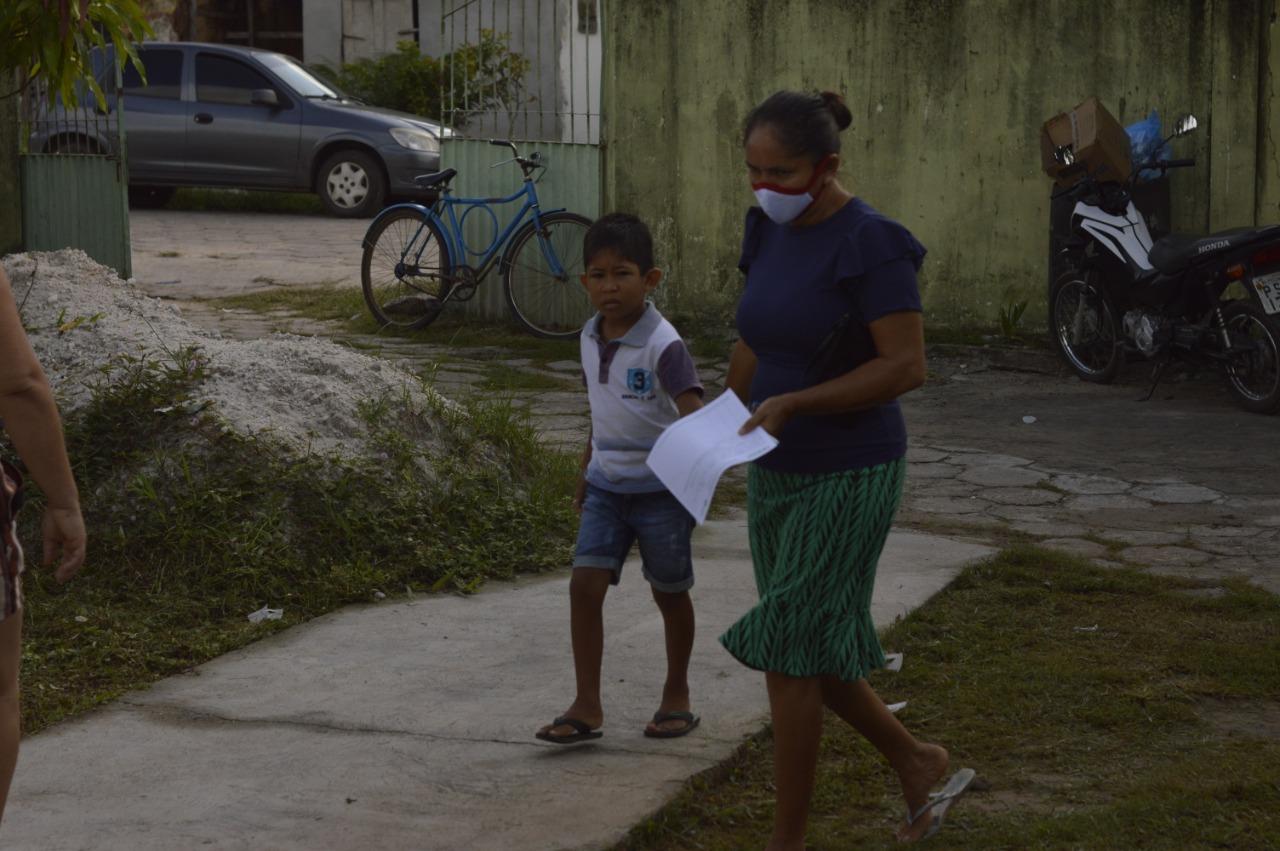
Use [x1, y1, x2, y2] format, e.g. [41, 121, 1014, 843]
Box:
[0, 76, 21, 254]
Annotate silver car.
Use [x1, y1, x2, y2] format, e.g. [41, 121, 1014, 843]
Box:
[31, 42, 450, 217]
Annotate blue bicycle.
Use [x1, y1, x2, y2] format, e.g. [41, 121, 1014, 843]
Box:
[360, 139, 594, 339]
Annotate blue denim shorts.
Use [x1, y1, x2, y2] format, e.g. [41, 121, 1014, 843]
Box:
[573, 484, 695, 593]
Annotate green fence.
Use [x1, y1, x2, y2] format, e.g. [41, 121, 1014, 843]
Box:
[439, 138, 600, 323]
[20, 74, 131, 278]
[20, 154, 131, 277]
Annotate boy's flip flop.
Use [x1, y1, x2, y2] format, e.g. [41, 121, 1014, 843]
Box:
[643, 710, 700, 739]
[900, 767, 976, 842]
[535, 716, 603, 745]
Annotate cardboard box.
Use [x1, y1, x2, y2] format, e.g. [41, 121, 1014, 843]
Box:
[1040, 97, 1132, 187]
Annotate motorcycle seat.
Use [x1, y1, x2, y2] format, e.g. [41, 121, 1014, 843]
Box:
[1149, 225, 1280, 274]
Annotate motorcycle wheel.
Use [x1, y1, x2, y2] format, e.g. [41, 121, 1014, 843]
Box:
[1221, 300, 1280, 414]
[1050, 270, 1123, 383]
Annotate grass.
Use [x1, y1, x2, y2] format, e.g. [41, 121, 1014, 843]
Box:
[708, 469, 749, 519]
[161, 188, 324, 215]
[206, 285, 585, 362]
[207, 282, 1062, 370]
[479, 363, 577, 393]
[616, 547, 1280, 850]
[682, 328, 737, 363]
[11, 348, 578, 733]
[208, 285, 368, 326]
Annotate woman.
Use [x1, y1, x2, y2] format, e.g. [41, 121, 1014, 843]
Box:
[0, 264, 86, 820]
[720, 90, 972, 847]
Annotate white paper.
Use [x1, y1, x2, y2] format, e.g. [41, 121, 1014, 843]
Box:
[883, 652, 904, 672]
[247, 606, 283, 624]
[645, 391, 778, 525]
[886, 701, 908, 714]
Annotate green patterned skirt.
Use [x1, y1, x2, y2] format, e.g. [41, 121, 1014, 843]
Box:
[719, 458, 905, 682]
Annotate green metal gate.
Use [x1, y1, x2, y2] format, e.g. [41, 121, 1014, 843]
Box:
[20, 73, 132, 278]
[431, 0, 602, 323]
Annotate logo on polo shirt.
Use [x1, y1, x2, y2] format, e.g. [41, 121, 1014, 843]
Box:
[626, 368, 654, 395]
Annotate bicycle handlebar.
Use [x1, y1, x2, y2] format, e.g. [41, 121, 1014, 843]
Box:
[487, 145, 548, 175]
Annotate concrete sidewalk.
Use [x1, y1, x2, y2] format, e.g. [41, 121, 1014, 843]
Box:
[4, 515, 992, 851]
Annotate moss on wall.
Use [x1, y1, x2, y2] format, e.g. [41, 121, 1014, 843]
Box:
[603, 0, 1270, 327]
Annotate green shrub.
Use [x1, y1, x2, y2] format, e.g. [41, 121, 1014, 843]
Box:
[311, 30, 532, 128]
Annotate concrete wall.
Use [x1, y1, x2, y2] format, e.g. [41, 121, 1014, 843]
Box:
[1259, 0, 1280, 224]
[303, 0, 345, 67]
[303, 0, 415, 67]
[602, 0, 1275, 325]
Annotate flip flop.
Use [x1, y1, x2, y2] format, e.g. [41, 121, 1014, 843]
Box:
[643, 710, 700, 739]
[901, 767, 976, 842]
[535, 716, 603, 745]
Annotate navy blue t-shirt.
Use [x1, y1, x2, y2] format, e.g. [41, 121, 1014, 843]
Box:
[736, 198, 925, 474]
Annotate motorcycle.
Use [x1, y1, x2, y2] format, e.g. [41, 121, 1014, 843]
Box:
[1048, 114, 1280, 413]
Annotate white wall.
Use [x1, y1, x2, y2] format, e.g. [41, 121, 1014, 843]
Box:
[304, 0, 417, 67]
[556, 0, 600, 143]
[303, 0, 343, 67]
[421, 0, 601, 143]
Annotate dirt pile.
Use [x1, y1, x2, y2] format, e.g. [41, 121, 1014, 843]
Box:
[3, 250, 447, 457]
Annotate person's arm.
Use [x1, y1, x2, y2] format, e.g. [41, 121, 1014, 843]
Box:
[725, 339, 757, 404]
[674, 389, 703, 417]
[0, 268, 85, 582]
[573, 427, 592, 514]
[739, 311, 925, 437]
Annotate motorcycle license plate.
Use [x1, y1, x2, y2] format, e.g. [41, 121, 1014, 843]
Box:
[1254, 272, 1280, 315]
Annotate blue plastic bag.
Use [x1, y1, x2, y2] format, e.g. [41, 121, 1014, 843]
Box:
[1126, 110, 1168, 182]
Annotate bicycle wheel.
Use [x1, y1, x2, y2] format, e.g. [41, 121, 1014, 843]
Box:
[361, 209, 452, 330]
[502, 211, 594, 339]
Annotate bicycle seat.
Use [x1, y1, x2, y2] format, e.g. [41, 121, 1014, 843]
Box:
[1149, 225, 1280, 274]
[414, 168, 457, 188]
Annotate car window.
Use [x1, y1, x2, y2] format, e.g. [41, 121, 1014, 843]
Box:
[195, 54, 277, 106]
[121, 48, 183, 99]
[255, 53, 343, 100]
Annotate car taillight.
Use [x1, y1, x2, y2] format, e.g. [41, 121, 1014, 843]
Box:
[1251, 244, 1280, 268]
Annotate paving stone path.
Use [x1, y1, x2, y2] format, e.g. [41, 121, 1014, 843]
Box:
[182, 304, 1279, 595]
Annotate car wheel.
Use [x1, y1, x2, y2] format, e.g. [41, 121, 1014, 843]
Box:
[316, 149, 386, 218]
[128, 186, 176, 209]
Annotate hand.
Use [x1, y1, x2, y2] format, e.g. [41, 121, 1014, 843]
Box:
[572, 476, 588, 515]
[42, 505, 86, 584]
[739, 395, 797, 437]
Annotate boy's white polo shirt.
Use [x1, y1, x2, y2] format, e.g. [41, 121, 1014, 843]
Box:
[581, 303, 702, 493]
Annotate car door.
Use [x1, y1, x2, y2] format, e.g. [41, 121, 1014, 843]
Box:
[185, 51, 303, 188]
[119, 47, 187, 181]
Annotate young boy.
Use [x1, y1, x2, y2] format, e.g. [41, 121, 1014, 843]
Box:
[535, 213, 704, 744]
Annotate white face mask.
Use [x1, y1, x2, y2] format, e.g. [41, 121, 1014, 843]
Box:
[751, 156, 834, 224]
[752, 186, 817, 224]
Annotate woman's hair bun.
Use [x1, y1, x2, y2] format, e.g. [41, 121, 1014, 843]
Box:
[820, 91, 853, 132]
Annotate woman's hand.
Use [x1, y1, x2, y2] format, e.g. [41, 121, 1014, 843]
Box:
[739, 394, 798, 437]
[42, 505, 85, 584]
